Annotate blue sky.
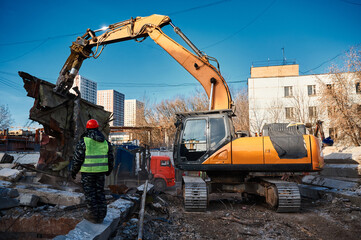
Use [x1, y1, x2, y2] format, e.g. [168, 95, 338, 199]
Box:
[0, 0, 360, 127]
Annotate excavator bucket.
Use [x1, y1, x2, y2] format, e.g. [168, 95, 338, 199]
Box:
[19, 71, 112, 172]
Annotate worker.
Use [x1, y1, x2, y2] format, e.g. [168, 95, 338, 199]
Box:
[70, 119, 114, 224]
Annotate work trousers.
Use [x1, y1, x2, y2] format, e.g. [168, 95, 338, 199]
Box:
[81, 173, 107, 221]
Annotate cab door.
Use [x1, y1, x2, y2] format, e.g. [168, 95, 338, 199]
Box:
[179, 117, 208, 162]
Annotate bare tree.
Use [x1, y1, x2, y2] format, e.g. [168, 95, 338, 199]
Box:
[232, 89, 249, 131]
[288, 88, 320, 125]
[267, 99, 284, 123]
[249, 106, 268, 136]
[0, 104, 14, 129]
[144, 87, 250, 147]
[318, 46, 361, 146]
[144, 93, 204, 148]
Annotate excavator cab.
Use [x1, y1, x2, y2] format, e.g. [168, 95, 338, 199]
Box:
[173, 110, 235, 170]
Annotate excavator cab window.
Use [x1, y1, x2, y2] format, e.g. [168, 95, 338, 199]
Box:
[180, 118, 207, 161]
[210, 117, 226, 148]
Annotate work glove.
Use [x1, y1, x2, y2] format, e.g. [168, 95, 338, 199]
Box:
[71, 172, 77, 180]
[105, 171, 112, 176]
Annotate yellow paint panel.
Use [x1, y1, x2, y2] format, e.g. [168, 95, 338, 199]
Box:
[232, 137, 264, 164]
[264, 136, 311, 164]
[147, 28, 231, 110]
[202, 143, 231, 164]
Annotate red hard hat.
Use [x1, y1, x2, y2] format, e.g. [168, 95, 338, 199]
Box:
[86, 119, 99, 129]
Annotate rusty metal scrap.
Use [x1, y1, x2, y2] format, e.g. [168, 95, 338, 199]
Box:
[19, 71, 112, 172]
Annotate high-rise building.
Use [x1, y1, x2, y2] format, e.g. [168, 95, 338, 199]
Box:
[97, 90, 125, 126]
[124, 99, 144, 127]
[71, 75, 97, 104]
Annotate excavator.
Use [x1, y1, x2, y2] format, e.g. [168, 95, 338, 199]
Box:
[52, 14, 324, 212]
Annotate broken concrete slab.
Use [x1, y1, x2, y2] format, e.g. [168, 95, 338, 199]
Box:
[0, 187, 19, 198]
[0, 168, 23, 182]
[0, 196, 19, 209]
[0, 163, 15, 169]
[323, 146, 361, 164]
[0, 153, 14, 163]
[0, 180, 12, 188]
[10, 152, 39, 164]
[137, 183, 154, 192]
[327, 176, 361, 183]
[320, 164, 361, 178]
[302, 175, 359, 190]
[298, 184, 328, 199]
[54, 198, 134, 240]
[19, 193, 40, 207]
[16, 185, 84, 206]
[324, 153, 357, 164]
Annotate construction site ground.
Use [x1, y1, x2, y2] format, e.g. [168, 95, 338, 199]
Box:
[115, 188, 361, 240]
[1, 146, 361, 239]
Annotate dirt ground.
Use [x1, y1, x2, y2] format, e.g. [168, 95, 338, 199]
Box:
[114, 189, 361, 240]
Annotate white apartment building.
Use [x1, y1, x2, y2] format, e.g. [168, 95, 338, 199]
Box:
[248, 64, 361, 137]
[97, 90, 125, 126]
[71, 75, 97, 104]
[124, 99, 144, 127]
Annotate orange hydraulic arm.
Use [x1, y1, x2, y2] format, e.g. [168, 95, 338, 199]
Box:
[54, 14, 232, 110]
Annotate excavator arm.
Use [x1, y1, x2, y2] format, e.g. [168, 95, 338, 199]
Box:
[54, 14, 232, 110]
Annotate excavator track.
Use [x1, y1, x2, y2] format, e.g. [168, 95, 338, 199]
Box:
[182, 176, 208, 211]
[263, 178, 301, 213]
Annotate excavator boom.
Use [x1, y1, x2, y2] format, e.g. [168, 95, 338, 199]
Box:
[54, 14, 232, 110]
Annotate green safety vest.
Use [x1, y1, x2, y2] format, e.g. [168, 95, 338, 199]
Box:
[80, 137, 109, 173]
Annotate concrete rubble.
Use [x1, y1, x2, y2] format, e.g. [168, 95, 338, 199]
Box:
[0, 143, 360, 239]
[0, 153, 14, 163]
[300, 146, 361, 207]
[15, 185, 84, 206]
[0, 159, 144, 239]
[19, 193, 40, 207]
[54, 198, 135, 240]
[0, 168, 23, 182]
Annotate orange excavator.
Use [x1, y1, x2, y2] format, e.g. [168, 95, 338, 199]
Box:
[53, 14, 324, 212]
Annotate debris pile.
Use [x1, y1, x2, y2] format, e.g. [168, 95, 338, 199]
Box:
[300, 146, 361, 206]
[0, 154, 154, 239]
[113, 189, 361, 240]
[0, 155, 87, 238]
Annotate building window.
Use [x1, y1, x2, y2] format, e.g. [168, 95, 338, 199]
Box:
[285, 107, 294, 119]
[309, 106, 317, 118]
[307, 85, 316, 96]
[356, 82, 361, 94]
[284, 86, 293, 97]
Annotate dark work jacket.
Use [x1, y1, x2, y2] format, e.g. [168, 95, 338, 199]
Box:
[71, 129, 114, 176]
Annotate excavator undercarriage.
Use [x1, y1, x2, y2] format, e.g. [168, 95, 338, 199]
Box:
[182, 174, 302, 213]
